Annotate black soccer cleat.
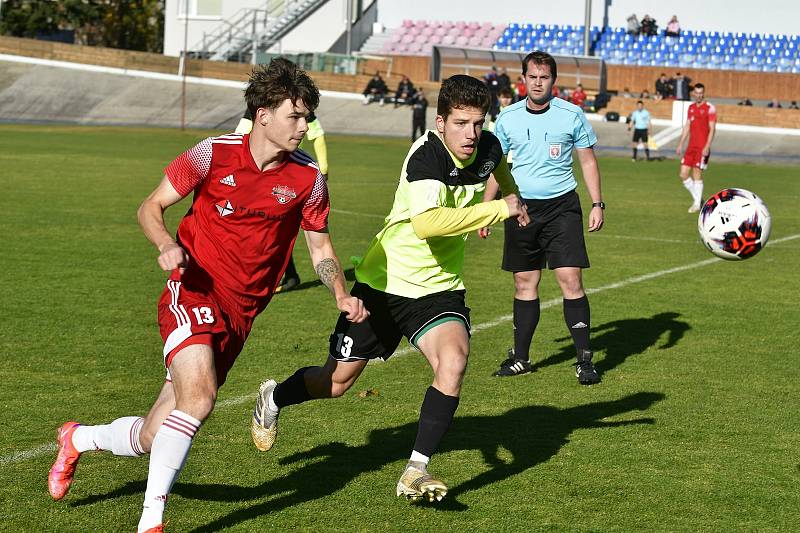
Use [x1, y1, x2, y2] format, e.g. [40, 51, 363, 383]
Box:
[493, 349, 533, 377]
[575, 349, 600, 385]
[275, 275, 300, 294]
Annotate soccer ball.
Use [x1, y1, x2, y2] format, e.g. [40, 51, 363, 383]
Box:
[698, 188, 771, 260]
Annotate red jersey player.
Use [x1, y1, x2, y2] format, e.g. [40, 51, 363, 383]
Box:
[47, 58, 368, 533]
[675, 83, 717, 213]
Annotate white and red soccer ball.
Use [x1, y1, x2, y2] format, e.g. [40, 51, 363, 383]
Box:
[698, 188, 771, 260]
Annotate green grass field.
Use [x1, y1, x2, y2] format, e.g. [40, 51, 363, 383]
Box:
[1, 124, 798, 532]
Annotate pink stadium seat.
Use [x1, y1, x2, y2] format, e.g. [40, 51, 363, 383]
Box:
[468, 22, 481, 31]
[455, 21, 467, 30]
[414, 33, 428, 44]
[481, 37, 497, 48]
[442, 34, 456, 45]
[440, 21, 454, 30]
[463, 28, 476, 38]
[468, 36, 483, 47]
[481, 22, 495, 32]
[420, 42, 434, 54]
[428, 33, 444, 44]
[401, 34, 415, 44]
[390, 30, 404, 43]
[402, 19, 413, 28]
[395, 43, 408, 53]
[434, 26, 447, 36]
[455, 35, 469, 46]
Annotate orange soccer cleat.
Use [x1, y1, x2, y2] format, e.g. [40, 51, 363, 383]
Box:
[141, 526, 164, 533]
[47, 421, 82, 500]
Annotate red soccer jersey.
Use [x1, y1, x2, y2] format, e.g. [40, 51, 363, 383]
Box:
[163, 132, 329, 329]
[687, 101, 717, 148]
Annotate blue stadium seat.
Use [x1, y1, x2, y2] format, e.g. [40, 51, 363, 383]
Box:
[762, 57, 778, 72]
[747, 56, 762, 71]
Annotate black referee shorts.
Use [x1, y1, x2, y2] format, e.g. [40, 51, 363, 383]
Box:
[328, 282, 471, 362]
[502, 189, 590, 272]
[632, 128, 649, 143]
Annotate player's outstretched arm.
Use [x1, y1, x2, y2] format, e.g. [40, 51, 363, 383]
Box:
[576, 147, 604, 232]
[304, 229, 369, 323]
[138, 175, 190, 272]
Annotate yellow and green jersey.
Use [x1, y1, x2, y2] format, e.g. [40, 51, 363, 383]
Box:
[354, 130, 504, 298]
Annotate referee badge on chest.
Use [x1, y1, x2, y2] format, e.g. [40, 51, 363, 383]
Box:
[549, 143, 562, 159]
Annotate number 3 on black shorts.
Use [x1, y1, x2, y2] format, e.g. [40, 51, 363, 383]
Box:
[334, 333, 353, 358]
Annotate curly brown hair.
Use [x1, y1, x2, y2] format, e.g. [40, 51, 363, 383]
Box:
[437, 74, 490, 119]
[244, 57, 320, 118]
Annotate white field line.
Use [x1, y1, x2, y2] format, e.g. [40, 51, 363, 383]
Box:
[3, 233, 797, 466]
[331, 208, 385, 219]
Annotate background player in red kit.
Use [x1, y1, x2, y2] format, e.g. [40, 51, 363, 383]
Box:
[675, 83, 717, 213]
[47, 58, 367, 533]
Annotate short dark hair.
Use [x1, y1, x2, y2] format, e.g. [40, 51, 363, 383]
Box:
[694, 82, 705, 90]
[499, 87, 514, 98]
[521, 50, 557, 79]
[244, 57, 320, 118]
[637, 100, 644, 104]
[437, 74, 490, 119]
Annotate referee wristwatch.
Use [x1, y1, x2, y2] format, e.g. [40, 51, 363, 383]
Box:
[592, 201, 606, 209]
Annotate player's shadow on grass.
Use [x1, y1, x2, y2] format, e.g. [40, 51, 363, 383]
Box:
[171, 391, 663, 531]
[533, 312, 690, 376]
[277, 267, 356, 293]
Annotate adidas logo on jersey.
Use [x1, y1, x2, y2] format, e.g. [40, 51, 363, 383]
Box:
[220, 174, 236, 187]
[215, 200, 234, 217]
[449, 168, 459, 177]
[571, 322, 588, 329]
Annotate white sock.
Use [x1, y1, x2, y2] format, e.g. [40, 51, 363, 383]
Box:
[692, 180, 704, 205]
[410, 450, 430, 465]
[72, 417, 145, 456]
[682, 177, 693, 197]
[267, 390, 279, 413]
[137, 410, 201, 533]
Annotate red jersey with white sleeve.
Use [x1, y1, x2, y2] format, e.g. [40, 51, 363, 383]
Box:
[687, 101, 716, 148]
[163, 132, 329, 330]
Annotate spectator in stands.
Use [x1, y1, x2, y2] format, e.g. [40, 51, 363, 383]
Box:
[571, 84, 587, 109]
[655, 73, 673, 100]
[410, 88, 428, 141]
[672, 72, 689, 101]
[737, 97, 753, 106]
[767, 98, 782, 108]
[497, 67, 512, 91]
[640, 89, 652, 100]
[626, 14, 641, 36]
[485, 66, 501, 118]
[641, 15, 658, 37]
[665, 15, 681, 37]
[394, 75, 415, 107]
[363, 71, 388, 106]
[790, 101, 799, 110]
[515, 75, 527, 101]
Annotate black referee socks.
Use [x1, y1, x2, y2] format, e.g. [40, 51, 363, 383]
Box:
[563, 295, 591, 352]
[513, 298, 540, 361]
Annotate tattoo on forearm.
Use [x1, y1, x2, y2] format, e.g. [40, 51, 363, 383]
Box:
[315, 258, 340, 291]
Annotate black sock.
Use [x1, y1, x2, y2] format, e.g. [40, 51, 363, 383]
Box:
[284, 256, 298, 280]
[632, 147, 638, 159]
[645, 147, 650, 159]
[412, 386, 460, 458]
[563, 295, 590, 351]
[513, 298, 540, 361]
[273, 366, 312, 408]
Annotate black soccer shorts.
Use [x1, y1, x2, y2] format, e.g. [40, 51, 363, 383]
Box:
[502, 189, 590, 272]
[632, 128, 649, 143]
[328, 282, 471, 362]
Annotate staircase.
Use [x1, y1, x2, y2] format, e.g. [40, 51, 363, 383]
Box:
[191, 0, 329, 62]
[358, 29, 396, 55]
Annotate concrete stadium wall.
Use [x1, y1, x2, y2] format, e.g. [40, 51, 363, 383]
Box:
[376, 0, 800, 37]
[2, 57, 799, 166]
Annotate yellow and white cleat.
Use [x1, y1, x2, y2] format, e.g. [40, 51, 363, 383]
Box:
[396, 463, 448, 503]
[251, 379, 279, 452]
